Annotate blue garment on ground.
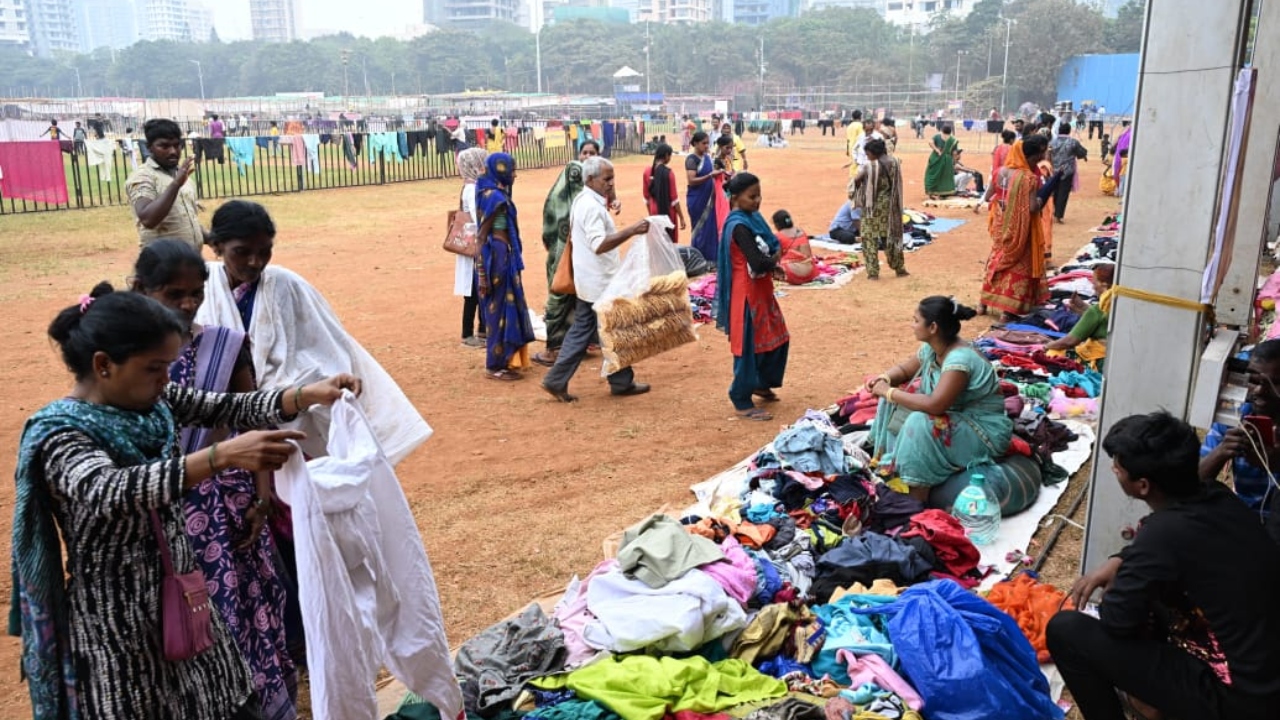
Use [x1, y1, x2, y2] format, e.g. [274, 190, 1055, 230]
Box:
[850, 579, 1063, 720]
[810, 593, 898, 684]
[772, 424, 845, 475]
[1053, 369, 1103, 397]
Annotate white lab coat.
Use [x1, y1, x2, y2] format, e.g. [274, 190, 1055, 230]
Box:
[275, 394, 462, 720]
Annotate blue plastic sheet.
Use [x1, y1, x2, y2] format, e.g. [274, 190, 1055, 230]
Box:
[850, 579, 1063, 720]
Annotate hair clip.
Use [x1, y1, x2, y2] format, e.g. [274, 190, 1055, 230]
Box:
[950, 296, 960, 314]
[78, 294, 94, 314]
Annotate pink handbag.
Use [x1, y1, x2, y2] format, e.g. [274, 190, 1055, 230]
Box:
[149, 510, 215, 661]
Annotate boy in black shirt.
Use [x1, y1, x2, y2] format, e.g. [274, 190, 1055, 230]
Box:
[1047, 411, 1280, 720]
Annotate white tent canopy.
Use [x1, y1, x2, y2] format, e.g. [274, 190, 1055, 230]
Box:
[612, 66, 643, 78]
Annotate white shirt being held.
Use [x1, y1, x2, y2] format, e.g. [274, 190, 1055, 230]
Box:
[570, 187, 620, 304]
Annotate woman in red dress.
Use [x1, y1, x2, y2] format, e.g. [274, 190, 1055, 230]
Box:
[715, 172, 790, 421]
[642, 143, 687, 242]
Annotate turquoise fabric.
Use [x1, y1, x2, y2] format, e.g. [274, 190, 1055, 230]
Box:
[811, 593, 898, 685]
[871, 344, 1012, 487]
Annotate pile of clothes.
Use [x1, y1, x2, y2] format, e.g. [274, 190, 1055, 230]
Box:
[972, 325, 1104, 422]
[393, 409, 1073, 720]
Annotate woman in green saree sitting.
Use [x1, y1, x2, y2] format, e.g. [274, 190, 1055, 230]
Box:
[866, 296, 1013, 502]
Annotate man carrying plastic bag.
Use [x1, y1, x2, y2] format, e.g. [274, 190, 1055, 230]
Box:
[542, 155, 654, 403]
[594, 213, 697, 377]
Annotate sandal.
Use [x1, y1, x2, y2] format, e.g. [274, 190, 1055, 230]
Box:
[486, 370, 522, 382]
[753, 389, 780, 403]
[736, 408, 774, 421]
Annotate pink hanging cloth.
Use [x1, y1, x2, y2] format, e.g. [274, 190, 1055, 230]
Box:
[0, 141, 69, 204]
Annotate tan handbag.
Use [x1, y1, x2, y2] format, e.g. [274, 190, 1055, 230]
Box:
[550, 228, 576, 296]
[442, 198, 478, 257]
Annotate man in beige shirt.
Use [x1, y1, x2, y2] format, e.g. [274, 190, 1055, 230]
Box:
[125, 118, 206, 250]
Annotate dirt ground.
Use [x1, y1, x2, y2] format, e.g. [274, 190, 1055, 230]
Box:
[0, 127, 1120, 715]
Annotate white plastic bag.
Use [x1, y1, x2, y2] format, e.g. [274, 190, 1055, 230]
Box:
[594, 216, 697, 375]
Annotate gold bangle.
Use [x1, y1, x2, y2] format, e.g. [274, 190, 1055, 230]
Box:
[886, 388, 897, 404]
[294, 386, 305, 414]
[878, 374, 893, 387]
[208, 442, 218, 474]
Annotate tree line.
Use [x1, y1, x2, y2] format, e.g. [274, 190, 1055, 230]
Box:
[0, 0, 1144, 108]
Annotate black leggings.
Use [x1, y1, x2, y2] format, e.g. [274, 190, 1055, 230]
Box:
[461, 274, 486, 339]
[1047, 611, 1277, 720]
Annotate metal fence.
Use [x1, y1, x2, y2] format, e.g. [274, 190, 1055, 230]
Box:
[0, 122, 645, 215]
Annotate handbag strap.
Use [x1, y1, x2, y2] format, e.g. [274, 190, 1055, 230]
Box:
[148, 509, 176, 576]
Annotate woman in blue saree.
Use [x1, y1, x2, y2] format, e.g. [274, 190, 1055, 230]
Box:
[685, 131, 726, 262]
[866, 296, 1012, 502]
[476, 152, 536, 381]
[133, 240, 297, 720]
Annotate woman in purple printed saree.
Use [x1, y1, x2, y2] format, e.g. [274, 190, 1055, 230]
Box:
[133, 240, 298, 720]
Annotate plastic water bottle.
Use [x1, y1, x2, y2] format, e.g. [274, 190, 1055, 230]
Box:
[952, 473, 1001, 546]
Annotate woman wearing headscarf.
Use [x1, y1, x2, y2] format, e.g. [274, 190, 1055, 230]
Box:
[852, 138, 907, 280]
[716, 172, 789, 422]
[476, 152, 536, 381]
[454, 147, 489, 348]
[535, 158, 586, 367]
[685, 131, 728, 263]
[979, 136, 1060, 320]
[643, 143, 687, 243]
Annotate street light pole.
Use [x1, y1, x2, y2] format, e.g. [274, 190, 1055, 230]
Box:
[73, 66, 82, 97]
[1001, 17, 1014, 115]
[757, 35, 765, 111]
[954, 50, 966, 103]
[644, 21, 651, 108]
[189, 60, 204, 101]
[535, 28, 542, 93]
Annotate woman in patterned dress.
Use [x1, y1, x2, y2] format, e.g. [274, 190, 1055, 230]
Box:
[131, 240, 297, 720]
[11, 285, 358, 720]
[978, 136, 1055, 320]
[852, 138, 908, 280]
[475, 152, 536, 380]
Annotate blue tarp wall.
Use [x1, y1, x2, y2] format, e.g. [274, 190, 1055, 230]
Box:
[1056, 53, 1140, 114]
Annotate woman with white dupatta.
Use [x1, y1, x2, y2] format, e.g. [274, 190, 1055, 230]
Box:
[195, 200, 432, 465]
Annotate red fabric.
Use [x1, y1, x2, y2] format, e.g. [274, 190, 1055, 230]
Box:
[728, 225, 789, 357]
[1007, 436, 1033, 457]
[1032, 350, 1083, 372]
[642, 164, 680, 243]
[777, 230, 819, 285]
[900, 509, 980, 578]
[992, 143, 1011, 177]
[0, 141, 69, 204]
[998, 381, 1020, 397]
[838, 390, 879, 425]
[1057, 385, 1089, 399]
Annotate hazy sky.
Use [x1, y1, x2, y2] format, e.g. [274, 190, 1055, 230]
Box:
[212, 0, 425, 42]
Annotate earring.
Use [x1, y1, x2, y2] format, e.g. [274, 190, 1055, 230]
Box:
[100, 371, 108, 377]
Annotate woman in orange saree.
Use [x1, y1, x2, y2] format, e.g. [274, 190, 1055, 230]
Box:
[979, 136, 1057, 320]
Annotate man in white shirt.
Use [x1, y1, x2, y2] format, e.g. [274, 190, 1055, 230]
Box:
[542, 156, 651, 402]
